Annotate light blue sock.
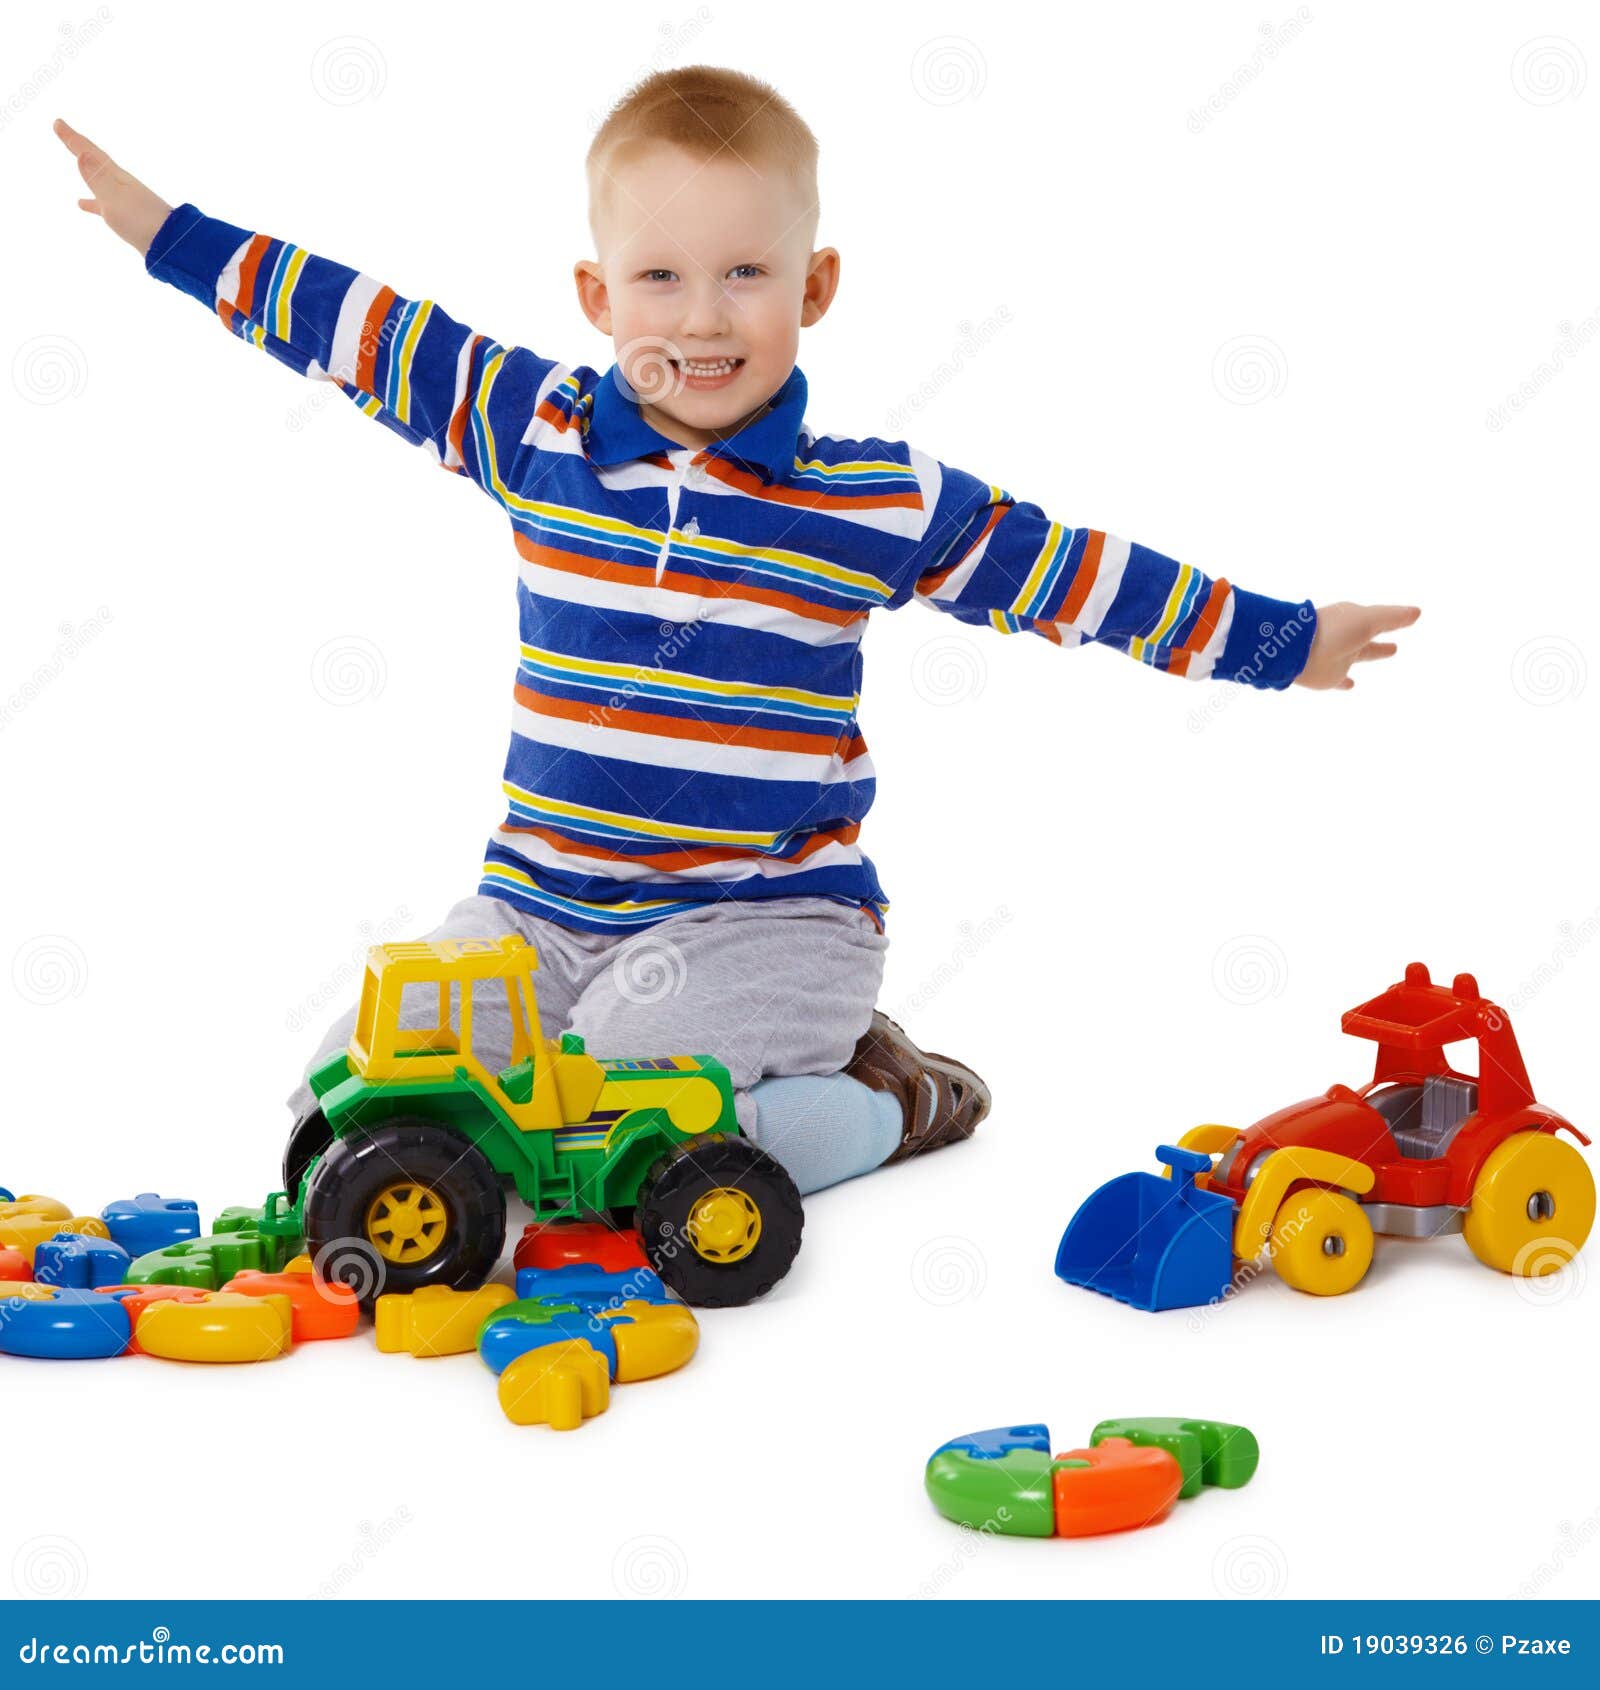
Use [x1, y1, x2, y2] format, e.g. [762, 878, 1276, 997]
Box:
[746, 1073, 904, 1196]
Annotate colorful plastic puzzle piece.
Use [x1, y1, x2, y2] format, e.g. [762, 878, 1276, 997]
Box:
[223, 1268, 359, 1342]
[32, 1232, 132, 1290]
[926, 1418, 1257, 1540]
[498, 1338, 611, 1429]
[514, 1220, 649, 1274]
[373, 1283, 515, 1357]
[121, 1205, 300, 1290]
[0, 1197, 111, 1265]
[1089, 1416, 1261, 1499]
[0, 1246, 33, 1282]
[0, 1284, 132, 1359]
[133, 1290, 293, 1363]
[513, 1262, 670, 1304]
[101, 1194, 201, 1256]
[478, 1298, 613, 1375]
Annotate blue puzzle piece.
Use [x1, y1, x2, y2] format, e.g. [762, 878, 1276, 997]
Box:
[478, 1298, 623, 1377]
[101, 1194, 201, 1256]
[32, 1233, 132, 1290]
[932, 1424, 1053, 1461]
[514, 1263, 668, 1305]
[0, 1286, 132, 1359]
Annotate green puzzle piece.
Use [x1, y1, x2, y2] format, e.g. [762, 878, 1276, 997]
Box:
[923, 1448, 1082, 1539]
[1089, 1417, 1259, 1499]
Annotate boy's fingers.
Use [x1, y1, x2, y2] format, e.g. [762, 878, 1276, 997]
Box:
[1366, 604, 1421, 635]
[1353, 641, 1397, 663]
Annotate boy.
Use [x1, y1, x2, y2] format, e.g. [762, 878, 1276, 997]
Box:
[53, 67, 1416, 1199]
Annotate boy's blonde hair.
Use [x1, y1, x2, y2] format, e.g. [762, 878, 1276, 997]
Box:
[587, 65, 819, 248]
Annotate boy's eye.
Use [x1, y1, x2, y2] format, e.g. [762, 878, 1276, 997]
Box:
[728, 264, 763, 281]
[642, 269, 677, 283]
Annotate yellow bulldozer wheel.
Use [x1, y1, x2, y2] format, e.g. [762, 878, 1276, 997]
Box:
[684, 1185, 763, 1264]
[364, 1180, 449, 1265]
[1463, 1131, 1595, 1276]
[1269, 1189, 1374, 1296]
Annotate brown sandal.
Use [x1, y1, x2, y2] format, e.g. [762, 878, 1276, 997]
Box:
[845, 1011, 991, 1165]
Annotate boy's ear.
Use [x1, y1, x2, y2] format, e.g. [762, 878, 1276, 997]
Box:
[800, 247, 841, 327]
[573, 259, 611, 334]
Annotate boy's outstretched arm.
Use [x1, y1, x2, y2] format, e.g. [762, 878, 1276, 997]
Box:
[55, 118, 560, 507]
[896, 452, 1418, 691]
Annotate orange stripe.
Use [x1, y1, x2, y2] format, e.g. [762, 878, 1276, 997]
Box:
[356, 284, 397, 393]
[1058, 528, 1105, 624]
[497, 820, 862, 872]
[918, 500, 1009, 594]
[512, 532, 864, 629]
[217, 233, 273, 331]
[513, 683, 845, 757]
[704, 456, 923, 511]
[1177, 578, 1230, 654]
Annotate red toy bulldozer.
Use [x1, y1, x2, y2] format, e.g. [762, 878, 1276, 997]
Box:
[1056, 964, 1595, 1310]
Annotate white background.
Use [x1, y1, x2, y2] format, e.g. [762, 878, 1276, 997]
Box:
[2, 0, 1597, 1603]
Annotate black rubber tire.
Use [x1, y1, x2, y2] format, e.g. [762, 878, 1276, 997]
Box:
[282, 1107, 334, 1204]
[301, 1119, 505, 1305]
[636, 1134, 803, 1307]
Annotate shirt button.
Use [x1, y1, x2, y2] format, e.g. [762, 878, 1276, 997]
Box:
[682, 517, 701, 539]
[686, 463, 707, 485]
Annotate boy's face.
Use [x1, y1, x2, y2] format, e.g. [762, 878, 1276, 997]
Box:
[576, 144, 838, 449]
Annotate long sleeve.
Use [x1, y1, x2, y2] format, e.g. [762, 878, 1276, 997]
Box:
[895, 451, 1316, 689]
[143, 202, 561, 508]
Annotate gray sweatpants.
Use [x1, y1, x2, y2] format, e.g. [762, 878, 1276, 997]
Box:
[285, 893, 889, 1148]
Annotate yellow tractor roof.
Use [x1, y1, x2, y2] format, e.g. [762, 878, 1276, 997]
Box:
[364, 934, 538, 983]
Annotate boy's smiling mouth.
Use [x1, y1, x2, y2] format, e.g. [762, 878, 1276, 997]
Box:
[673, 355, 745, 389]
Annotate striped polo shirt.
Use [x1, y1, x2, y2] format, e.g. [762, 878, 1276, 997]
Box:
[145, 202, 1315, 934]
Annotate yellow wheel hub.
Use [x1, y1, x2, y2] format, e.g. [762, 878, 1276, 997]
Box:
[1463, 1130, 1596, 1275]
[365, 1180, 448, 1265]
[685, 1186, 762, 1263]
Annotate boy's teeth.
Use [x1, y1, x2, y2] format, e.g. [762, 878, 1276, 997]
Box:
[678, 358, 741, 375]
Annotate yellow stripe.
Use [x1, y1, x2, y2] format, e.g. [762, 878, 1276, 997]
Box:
[482, 860, 687, 911]
[519, 644, 855, 712]
[500, 782, 779, 846]
[393, 299, 434, 424]
[1145, 566, 1195, 647]
[791, 457, 911, 477]
[1010, 522, 1063, 617]
[273, 246, 310, 341]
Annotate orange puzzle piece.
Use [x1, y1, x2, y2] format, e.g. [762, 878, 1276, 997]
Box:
[1051, 1437, 1183, 1537]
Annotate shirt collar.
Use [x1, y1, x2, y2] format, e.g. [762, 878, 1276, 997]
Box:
[584, 361, 807, 481]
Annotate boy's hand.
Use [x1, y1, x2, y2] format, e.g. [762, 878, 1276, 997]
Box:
[53, 118, 172, 256]
[1295, 602, 1420, 691]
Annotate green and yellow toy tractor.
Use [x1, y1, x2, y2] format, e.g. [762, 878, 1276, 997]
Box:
[278, 935, 802, 1308]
